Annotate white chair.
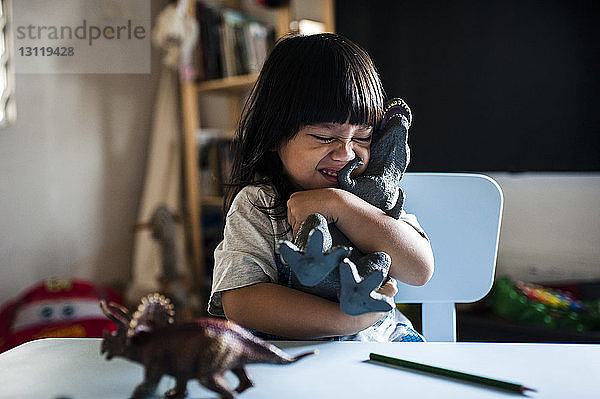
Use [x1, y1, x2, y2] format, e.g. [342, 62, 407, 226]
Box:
[395, 173, 503, 341]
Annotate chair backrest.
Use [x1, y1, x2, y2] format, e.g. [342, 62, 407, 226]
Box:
[395, 173, 503, 341]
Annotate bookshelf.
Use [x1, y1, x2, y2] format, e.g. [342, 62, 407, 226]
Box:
[195, 73, 258, 93]
[180, 0, 335, 301]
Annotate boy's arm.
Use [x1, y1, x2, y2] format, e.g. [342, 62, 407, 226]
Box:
[286, 188, 434, 286]
[221, 280, 396, 339]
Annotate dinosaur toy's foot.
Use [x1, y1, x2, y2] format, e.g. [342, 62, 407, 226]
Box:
[279, 228, 351, 287]
[199, 374, 236, 399]
[165, 386, 187, 399]
[232, 366, 254, 393]
[339, 259, 394, 316]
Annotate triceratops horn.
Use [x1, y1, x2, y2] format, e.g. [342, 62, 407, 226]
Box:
[108, 301, 132, 322]
[99, 300, 130, 325]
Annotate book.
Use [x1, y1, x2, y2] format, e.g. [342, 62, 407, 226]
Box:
[195, 2, 223, 81]
[196, 130, 233, 197]
[194, 2, 274, 81]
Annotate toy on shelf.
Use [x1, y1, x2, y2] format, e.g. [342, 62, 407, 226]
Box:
[0, 278, 122, 353]
[134, 204, 201, 319]
[279, 98, 412, 316]
[100, 293, 316, 399]
[490, 276, 600, 333]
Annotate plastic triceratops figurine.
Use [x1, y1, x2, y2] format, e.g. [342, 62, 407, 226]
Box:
[100, 293, 315, 399]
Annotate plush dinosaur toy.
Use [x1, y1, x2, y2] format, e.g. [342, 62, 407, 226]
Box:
[338, 97, 412, 219]
[279, 98, 412, 316]
[100, 293, 315, 399]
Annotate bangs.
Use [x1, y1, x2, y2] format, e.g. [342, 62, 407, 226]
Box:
[297, 66, 384, 128]
[295, 35, 384, 129]
[260, 34, 385, 138]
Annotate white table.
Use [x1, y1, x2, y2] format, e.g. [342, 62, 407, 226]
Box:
[0, 338, 598, 398]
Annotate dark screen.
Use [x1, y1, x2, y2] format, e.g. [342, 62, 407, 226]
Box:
[336, 0, 600, 172]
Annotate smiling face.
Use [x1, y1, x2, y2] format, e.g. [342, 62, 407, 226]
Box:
[278, 122, 372, 190]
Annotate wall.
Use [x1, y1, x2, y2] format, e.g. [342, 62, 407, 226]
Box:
[490, 173, 600, 283]
[0, 1, 168, 305]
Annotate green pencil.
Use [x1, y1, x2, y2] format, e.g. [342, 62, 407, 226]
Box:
[369, 353, 536, 395]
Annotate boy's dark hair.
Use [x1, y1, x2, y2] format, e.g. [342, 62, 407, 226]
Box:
[224, 33, 385, 219]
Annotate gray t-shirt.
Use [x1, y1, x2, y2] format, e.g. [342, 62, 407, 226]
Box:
[208, 184, 428, 341]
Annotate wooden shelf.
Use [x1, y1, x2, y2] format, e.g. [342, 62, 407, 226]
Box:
[195, 73, 259, 93]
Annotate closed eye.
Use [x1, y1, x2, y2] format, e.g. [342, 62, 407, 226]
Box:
[308, 134, 372, 144]
[353, 136, 372, 143]
[309, 134, 335, 143]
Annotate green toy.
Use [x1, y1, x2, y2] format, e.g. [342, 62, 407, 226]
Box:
[490, 276, 600, 333]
